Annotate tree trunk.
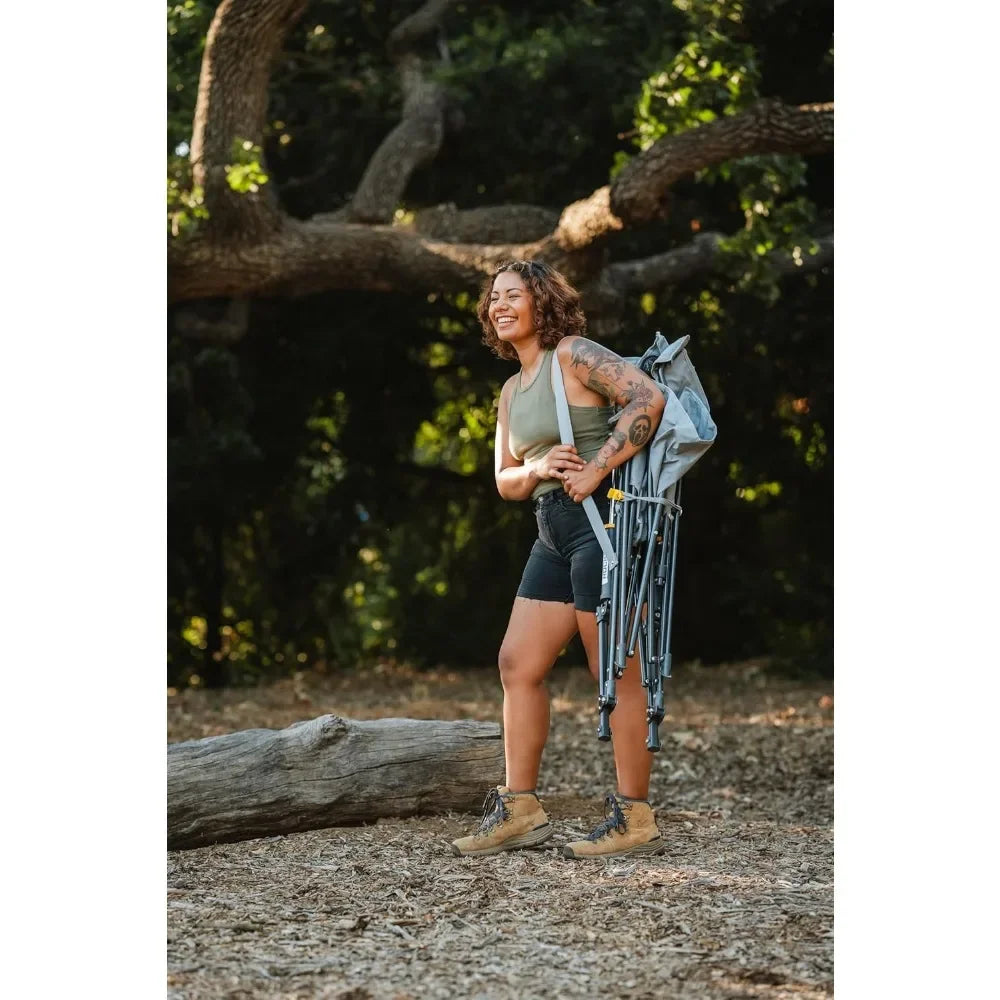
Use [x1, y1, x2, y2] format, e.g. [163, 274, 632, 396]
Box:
[167, 714, 503, 850]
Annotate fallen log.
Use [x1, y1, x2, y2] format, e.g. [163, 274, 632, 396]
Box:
[168, 714, 503, 851]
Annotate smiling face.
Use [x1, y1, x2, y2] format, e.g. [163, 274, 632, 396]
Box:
[477, 260, 587, 362]
[488, 271, 536, 346]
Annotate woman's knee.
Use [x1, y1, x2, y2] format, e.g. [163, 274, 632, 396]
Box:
[498, 643, 548, 689]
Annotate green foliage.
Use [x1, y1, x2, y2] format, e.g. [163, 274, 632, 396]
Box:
[167, 1, 211, 153]
[167, 2, 214, 236]
[657, 265, 833, 673]
[621, 0, 826, 304]
[167, 156, 208, 237]
[226, 139, 270, 194]
[631, 0, 759, 150]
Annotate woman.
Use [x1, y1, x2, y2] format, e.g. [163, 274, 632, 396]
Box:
[451, 260, 667, 860]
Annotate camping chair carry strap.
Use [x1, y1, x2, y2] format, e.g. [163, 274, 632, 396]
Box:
[550, 352, 618, 571]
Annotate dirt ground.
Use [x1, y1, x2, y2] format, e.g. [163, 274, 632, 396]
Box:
[167, 658, 834, 999]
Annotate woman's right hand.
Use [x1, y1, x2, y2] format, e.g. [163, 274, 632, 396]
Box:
[529, 445, 585, 482]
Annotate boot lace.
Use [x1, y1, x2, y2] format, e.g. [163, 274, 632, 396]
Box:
[477, 787, 510, 835]
[585, 794, 628, 841]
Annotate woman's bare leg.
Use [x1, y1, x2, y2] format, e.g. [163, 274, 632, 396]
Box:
[575, 609, 653, 800]
[498, 597, 579, 791]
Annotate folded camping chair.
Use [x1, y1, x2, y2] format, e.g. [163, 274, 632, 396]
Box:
[552, 333, 717, 750]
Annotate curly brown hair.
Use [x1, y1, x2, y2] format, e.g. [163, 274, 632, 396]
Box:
[476, 259, 587, 361]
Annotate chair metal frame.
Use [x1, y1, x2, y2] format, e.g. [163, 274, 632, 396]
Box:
[595, 460, 683, 752]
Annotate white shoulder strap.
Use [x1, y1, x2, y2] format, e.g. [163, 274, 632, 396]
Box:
[550, 351, 618, 570]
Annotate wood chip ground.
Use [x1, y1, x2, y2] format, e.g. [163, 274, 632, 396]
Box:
[168, 659, 833, 999]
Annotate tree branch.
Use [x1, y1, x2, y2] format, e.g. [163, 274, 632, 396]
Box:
[335, 0, 458, 224]
[174, 3, 834, 315]
[386, 0, 456, 57]
[553, 187, 624, 252]
[609, 99, 834, 228]
[190, 0, 309, 241]
[554, 100, 833, 250]
[595, 231, 834, 308]
[169, 213, 832, 304]
[412, 203, 560, 243]
[169, 218, 541, 301]
[604, 233, 730, 293]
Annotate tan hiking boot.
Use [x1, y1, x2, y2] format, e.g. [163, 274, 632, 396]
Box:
[561, 793, 664, 860]
[451, 786, 554, 857]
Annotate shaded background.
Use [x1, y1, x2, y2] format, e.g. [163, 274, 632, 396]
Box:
[167, 0, 833, 688]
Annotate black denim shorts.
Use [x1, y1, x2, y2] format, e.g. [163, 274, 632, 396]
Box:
[516, 487, 611, 613]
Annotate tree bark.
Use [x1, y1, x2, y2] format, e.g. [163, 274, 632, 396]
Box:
[167, 714, 503, 850]
[190, 0, 309, 241]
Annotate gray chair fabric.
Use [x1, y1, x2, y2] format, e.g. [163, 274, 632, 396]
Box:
[624, 332, 717, 495]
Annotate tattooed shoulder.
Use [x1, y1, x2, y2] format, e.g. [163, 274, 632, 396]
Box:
[568, 337, 627, 398]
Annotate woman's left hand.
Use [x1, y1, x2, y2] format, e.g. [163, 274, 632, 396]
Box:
[561, 462, 606, 504]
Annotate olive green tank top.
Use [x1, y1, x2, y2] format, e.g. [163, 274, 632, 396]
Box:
[507, 350, 616, 500]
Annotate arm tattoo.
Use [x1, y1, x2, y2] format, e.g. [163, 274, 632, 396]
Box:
[628, 414, 652, 447]
[594, 430, 626, 471]
[570, 340, 657, 421]
[621, 379, 653, 413]
[569, 338, 660, 470]
[569, 338, 627, 403]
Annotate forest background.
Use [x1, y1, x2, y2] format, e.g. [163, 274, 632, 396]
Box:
[167, 0, 834, 689]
